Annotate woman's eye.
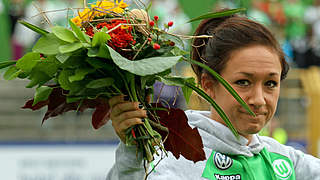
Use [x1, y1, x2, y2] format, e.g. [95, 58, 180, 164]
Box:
[235, 80, 250, 86]
[265, 80, 278, 88]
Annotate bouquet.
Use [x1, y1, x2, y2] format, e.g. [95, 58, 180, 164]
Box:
[0, 0, 253, 169]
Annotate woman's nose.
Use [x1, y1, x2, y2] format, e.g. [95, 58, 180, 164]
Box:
[247, 85, 266, 108]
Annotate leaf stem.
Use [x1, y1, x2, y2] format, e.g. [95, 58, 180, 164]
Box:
[115, 68, 133, 100]
[112, 84, 122, 94]
[130, 75, 139, 102]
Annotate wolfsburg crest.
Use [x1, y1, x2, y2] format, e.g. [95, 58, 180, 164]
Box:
[214, 152, 233, 170]
[272, 159, 292, 179]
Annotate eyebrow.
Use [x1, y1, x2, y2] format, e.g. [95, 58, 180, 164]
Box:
[236, 72, 280, 77]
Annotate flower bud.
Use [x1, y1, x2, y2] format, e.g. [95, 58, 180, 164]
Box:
[169, 41, 175, 46]
[153, 43, 160, 50]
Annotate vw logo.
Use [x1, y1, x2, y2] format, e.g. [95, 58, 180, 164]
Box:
[214, 152, 233, 170]
[272, 159, 292, 179]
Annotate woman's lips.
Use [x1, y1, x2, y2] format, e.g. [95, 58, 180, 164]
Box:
[238, 110, 267, 118]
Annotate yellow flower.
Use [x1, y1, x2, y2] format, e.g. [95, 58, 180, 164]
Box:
[91, 1, 115, 17]
[118, 0, 128, 9]
[100, 1, 115, 8]
[71, 16, 82, 27]
[81, 0, 129, 19]
[79, 8, 93, 21]
[112, 7, 125, 14]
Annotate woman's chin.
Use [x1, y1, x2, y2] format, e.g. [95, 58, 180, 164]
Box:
[239, 125, 263, 137]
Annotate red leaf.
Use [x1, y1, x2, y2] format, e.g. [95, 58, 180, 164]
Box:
[150, 103, 206, 163]
[22, 99, 49, 110]
[91, 99, 110, 129]
[22, 87, 111, 129]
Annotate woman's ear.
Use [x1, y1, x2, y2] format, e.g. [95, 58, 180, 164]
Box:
[201, 73, 215, 99]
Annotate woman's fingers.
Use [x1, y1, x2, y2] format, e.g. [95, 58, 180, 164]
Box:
[111, 101, 141, 118]
[112, 118, 144, 142]
[113, 118, 144, 134]
[108, 95, 126, 108]
[108, 95, 148, 143]
[117, 109, 147, 122]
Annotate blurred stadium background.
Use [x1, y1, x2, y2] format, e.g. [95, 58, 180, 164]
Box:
[1, 0, 320, 179]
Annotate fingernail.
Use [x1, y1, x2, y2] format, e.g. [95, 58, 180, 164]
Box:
[138, 103, 144, 109]
[124, 96, 129, 101]
[141, 118, 145, 123]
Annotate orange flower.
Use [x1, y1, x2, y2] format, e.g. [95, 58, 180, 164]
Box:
[71, 16, 81, 26]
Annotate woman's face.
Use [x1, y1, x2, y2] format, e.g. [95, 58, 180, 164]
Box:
[202, 45, 282, 139]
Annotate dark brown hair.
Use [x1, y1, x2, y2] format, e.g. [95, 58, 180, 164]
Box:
[191, 13, 289, 83]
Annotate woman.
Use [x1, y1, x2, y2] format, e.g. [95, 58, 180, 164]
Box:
[106, 14, 320, 180]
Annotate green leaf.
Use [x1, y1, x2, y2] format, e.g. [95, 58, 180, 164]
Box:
[61, 55, 87, 69]
[186, 58, 255, 117]
[0, 61, 16, 70]
[33, 86, 53, 106]
[3, 66, 20, 80]
[88, 45, 111, 59]
[101, 26, 108, 33]
[107, 46, 181, 76]
[58, 69, 83, 92]
[184, 81, 239, 138]
[69, 68, 95, 82]
[66, 96, 84, 103]
[69, 19, 90, 43]
[26, 70, 51, 88]
[181, 78, 195, 103]
[35, 56, 60, 77]
[58, 69, 74, 90]
[52, 26, 78, 43]
[146, 2, 152, 12]
[171, 47, 188, 56]
[32, 33, 64, 55]
[59, 43, 83, 54]
[86, 77, 114, 88]
[18, 20, 49, 36]
[86, 57, 114, 71]
[92, 32, 111, 47]
[17, 71, 29, 79]
[87, 48, 99, 57]
[160, 33, 184, 48]
[187, 8, 246, 23]
[56, 53, 70, 63]
[16, 52, 40, 73]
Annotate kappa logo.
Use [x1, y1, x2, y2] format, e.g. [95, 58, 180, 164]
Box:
[272, 159, 292, 179]
[214, 174, 241, 180]
[214, 152, 233, 170]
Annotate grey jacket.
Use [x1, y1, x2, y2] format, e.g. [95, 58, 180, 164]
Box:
[106, 110, 320, 179]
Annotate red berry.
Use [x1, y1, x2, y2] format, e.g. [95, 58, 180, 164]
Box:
[169, 41, 175, 46]
[153, 43, 160, 50]
[168, 21, 173, 27]
[149, 21, 155, 26]
[154, 16, 159, 21]
[148, 38, 152, 42]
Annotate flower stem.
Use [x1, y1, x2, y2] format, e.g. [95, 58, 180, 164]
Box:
[112, 84, 122, 94]
[129, 76, 156, 162]
[130, 76, 139, 102]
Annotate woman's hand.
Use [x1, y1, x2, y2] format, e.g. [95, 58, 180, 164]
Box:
[108, 95, 147, 143]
